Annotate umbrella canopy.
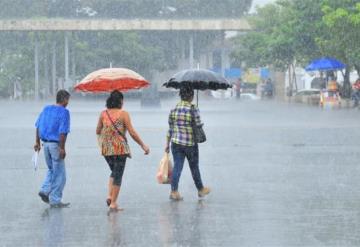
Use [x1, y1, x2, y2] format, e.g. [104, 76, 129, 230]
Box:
[74, 68, 150, 93]
[163, 69, 232, 90]
[305, 57, 346, 72]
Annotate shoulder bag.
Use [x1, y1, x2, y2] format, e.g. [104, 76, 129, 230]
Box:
[190, 105, 206, 143]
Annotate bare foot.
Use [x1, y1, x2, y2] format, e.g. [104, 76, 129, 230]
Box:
[109, 207, 124, 213]
[109, 202, 124, 212]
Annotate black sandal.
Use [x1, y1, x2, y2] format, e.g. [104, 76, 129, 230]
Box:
[106, 198, 111, 207]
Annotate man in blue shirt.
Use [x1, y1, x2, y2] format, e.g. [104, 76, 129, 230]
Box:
[34, 90, 71, 208]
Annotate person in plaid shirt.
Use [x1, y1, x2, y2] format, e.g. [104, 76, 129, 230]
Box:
[165, 86, 210, 200]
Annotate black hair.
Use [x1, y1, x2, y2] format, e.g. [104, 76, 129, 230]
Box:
[179, 86, 194, 101]
[106, 90, 124, 109]
[56, 90, 70, 103]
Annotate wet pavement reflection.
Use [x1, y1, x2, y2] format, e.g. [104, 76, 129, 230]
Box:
[1, 98, 360, 246]
[42, 208, 64, 247]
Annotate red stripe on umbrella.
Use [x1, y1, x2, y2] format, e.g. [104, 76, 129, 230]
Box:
[74, 68, 150, 93]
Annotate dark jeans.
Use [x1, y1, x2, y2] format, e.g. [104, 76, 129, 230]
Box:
[171, 142, 204, 192]
[104, 155, 127, 186]
[352, 91, 360, 106]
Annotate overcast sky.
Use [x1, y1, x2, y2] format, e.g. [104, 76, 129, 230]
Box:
[250, 0, 277, 13]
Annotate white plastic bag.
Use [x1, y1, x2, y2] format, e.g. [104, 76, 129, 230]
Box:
[156, 153, 173, 184]
[31, 151, 40, 171]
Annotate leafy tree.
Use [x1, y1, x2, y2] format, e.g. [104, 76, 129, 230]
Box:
[47, 0, 82, 17]
[0, 32, 35, 97]
[0, 0, 46, 18]
[82, 0, 251, 19]
[73, 31, 164, 78]
[319, 0, 360, 95]
[231, 0, 360, 97]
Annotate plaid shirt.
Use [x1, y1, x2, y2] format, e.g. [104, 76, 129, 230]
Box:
[167, 100, 202, 146]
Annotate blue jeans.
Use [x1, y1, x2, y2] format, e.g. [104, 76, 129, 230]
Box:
[40, 142, 66, 205]
[171, 142, 204, 192]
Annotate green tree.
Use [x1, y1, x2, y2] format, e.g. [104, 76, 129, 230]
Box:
[0, 32, 35, 97]
[73, 31, 164, 78]
[82, 0, 252, 19]
[319, 1, 360, 95]
[231, 0, 360, 97]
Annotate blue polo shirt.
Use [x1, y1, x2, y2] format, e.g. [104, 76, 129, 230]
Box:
[35, 105, 70, 142]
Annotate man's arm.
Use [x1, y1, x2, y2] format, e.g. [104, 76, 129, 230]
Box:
[59, 110, 70, 159]
[59, 133, 67, 159]
[34, 128, 41, 151]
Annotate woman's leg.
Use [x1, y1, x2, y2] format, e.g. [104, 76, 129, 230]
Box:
[110, 185, 121, 209]
[171, 143, 186, 192]
[109, 156, 126, 210]
[185, 144, 204, 190]
[107, 177, 114, 205]
[105, 156, 115, 206]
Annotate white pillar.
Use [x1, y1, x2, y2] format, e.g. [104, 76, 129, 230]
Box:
[34, 38, 39, 100]
[189, 34, 194, 69]
[71, 48, 76, 79]
[44, 44, 49, 97]
[199, 53, 207, 69]
[64, 32, 69, 88]
[207, 51, 213, 69]
[221, 48, 230, 76]
[52, 40, 57, 95]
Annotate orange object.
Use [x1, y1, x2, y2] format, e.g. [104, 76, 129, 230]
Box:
[327, 80, 338, 91]
[74, 68, 150, 92]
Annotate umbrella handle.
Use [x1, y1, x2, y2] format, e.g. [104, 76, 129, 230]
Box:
[197, 90, 199, 106]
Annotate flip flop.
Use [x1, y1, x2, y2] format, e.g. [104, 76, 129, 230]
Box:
[106, 198, 111, 207]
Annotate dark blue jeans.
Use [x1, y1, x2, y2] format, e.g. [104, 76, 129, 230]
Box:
[171, 142, 204, 192]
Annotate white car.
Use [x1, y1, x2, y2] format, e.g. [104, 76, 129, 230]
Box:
[293, 89, 320, 105]
[240, 93, 260, 100]
[211, 88, 233, 99]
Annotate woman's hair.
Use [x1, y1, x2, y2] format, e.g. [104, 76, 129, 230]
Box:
[106, 90, 124, 109]
[179, 86, 194, 101]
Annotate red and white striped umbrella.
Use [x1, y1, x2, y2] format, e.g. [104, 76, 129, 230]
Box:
[74, 68, 150, 93]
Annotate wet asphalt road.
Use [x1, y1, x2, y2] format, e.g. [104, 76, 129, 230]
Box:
[1, 97, 360, 247]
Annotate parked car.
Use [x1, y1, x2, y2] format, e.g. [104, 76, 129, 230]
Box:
[293, 89, 321, 105]
[240, 93, 260, 100]
[241, 82, 257, 94]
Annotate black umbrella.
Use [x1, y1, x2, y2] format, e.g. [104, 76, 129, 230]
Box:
[163, 69, 232, 90]
[163, 69, 232, 105]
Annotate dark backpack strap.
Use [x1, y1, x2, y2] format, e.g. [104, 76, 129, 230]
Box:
[105, 110, 128, 143]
